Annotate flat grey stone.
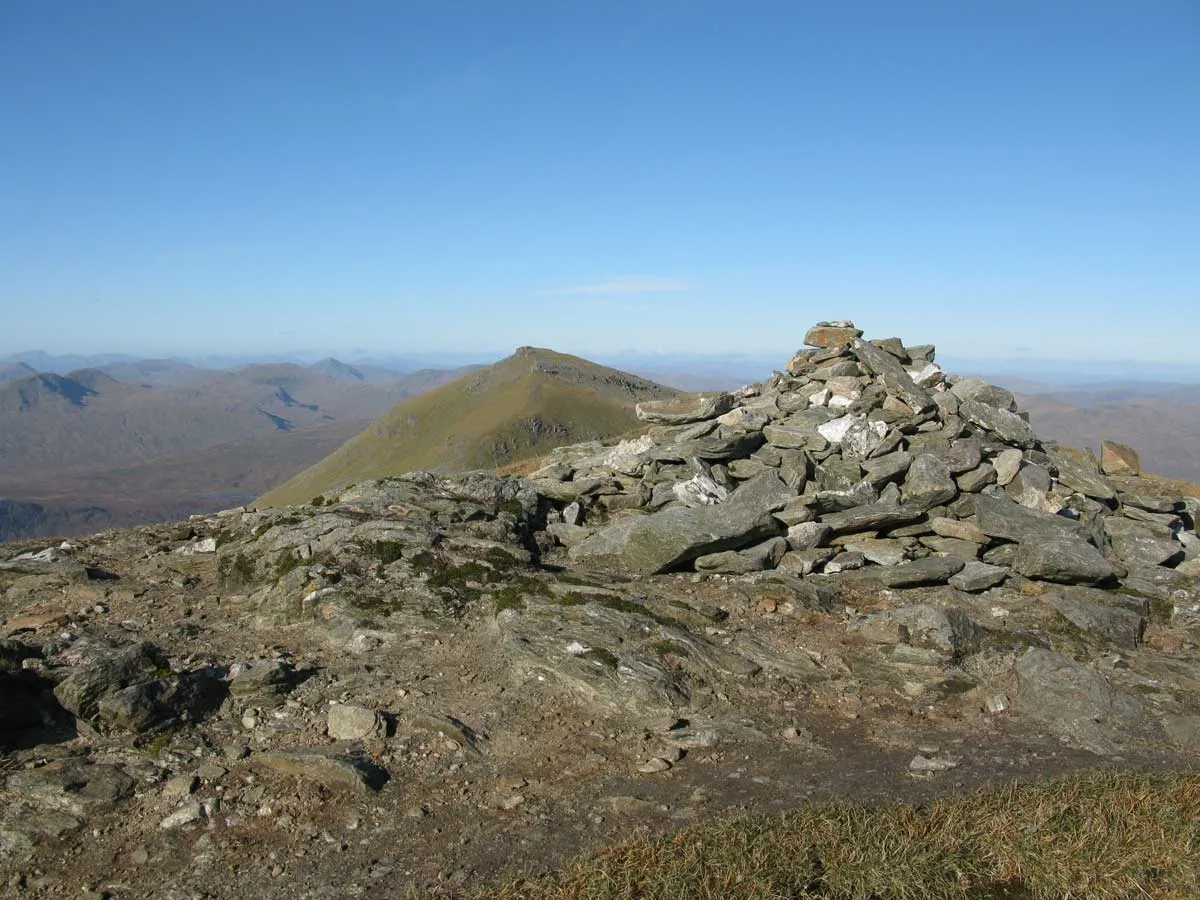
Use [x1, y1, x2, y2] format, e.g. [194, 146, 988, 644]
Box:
[956, 462, 997, 493]
[873, 555, 964, 587]
[570, 473, 791, 575]
[1048, 451, 1116, 501]
[948, 561, 1009, 592]
[950, 377, 1017, 410]
[327, 704, 386, 741]
[920, 535, 981, 561]
[1046, 592, 1145, 650]
[255, 750, 389, 792]
[1012, 535, 1116, 585]
[929, 517, 988, 544]
[636, 394, 736, 425]
[973, 494, 1082, 542]
[1105, 521, 1184, 568]
[785, 521, 830, 551]
[841, 537, 907, 566]
[777, 547, 836, 576]
[861, 450, 912, 488]
[821, 502, 927, 535]
[959, 398, 1036, 449]
[944, 437, 983, 475]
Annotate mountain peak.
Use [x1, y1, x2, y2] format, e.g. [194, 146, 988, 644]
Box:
[259, 350, 677, 505]
[310, 357, 365, 381]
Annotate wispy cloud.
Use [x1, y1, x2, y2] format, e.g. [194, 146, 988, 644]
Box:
[541, 277, 690, 297]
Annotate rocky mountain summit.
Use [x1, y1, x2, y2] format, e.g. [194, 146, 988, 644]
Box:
[2, 321, 1199, 898]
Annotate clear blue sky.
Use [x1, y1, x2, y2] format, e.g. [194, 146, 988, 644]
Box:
[2, 1, 1197, 362]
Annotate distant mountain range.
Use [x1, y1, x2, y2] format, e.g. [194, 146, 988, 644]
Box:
[1013, 382, 1200, 484]
[0, 358, 471, 540]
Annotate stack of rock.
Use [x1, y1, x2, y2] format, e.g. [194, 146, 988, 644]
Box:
[528, 321, 1198, 597]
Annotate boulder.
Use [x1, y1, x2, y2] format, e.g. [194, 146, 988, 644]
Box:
[694, 537, 787, 574]
[95, 673, 226, 734]
[855, 604, 978, 661]
[1100, 440, 1140, 476]
[1048, 451, 1116, 501]
[327, 704, 387, 741]
[873, 555, 964, 588]
[956, 462, 997, 493]
[672, 474, 728, 508]
[1046, 592, 1145, 650]
[778, 547, 836, 575]
[901, 454, 958, 510]
[54, 642, 170, 723]
[228, 659, 300, 699]
[973, 494, 1082, 542]
[763, 422, 817, 449]
[944, 437, 983, 475]
[992, 449, 1023, 486]
[958, 399, 1036, 449]
[785, 521, 830, 551]
[803, 322, 862, 349]
[569, 473, 791, 575]
[1012, 535, 1116, 585]
[635, 394, 736, 425]
[1104, 520, 1184, 568]
[1014, 649, 1148, 755]
[920, 535, 981, 561]
[949, 377, 1017, 411]
[948, 561, 1009, 592]
[861, 450, 912, 488]
[841, 537, 907, 567]
[930, 517, 988, 544]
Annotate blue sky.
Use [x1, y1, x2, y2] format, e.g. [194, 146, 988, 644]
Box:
[1, 1, 1197, 362]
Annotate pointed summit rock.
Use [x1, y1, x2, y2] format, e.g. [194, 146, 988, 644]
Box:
[803, 320, 863, 349]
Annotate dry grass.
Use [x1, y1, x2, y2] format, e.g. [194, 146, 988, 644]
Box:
[496, 456, 553, 477]
[1140, 472, 1200, 500]
[477, 771, 1200, 899]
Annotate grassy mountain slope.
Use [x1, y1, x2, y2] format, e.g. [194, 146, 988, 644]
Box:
[260, 347, 677, 506]
[0, 361, 37, 385]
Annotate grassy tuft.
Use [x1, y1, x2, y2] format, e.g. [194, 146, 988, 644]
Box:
[218, 552, 257, 587]
[492, 576, 547, 616]
[476, 771, 1200, 900]
[365, 540, 406, 566]
[274, 552, 301, 578]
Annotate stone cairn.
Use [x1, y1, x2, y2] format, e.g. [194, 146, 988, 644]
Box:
[527, 321, 1199, 596]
